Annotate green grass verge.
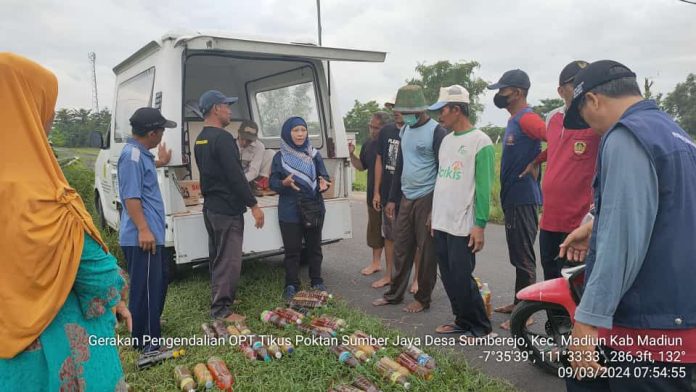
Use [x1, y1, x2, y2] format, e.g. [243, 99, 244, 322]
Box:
[115, 262, 516, 391]
[60, 148, 516, 392]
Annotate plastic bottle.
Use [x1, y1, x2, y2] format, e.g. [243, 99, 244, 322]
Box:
[297, 324, 333, 339]
[353, 330, 383, 351]
[234, 321, 251, 335]
[260, 310, 289, 329]
[174, 365, 197, 392]
[330, 385, 363, 392]
[290, 298, 323, 309]
[344, 345, 370, 363]
[318, 315, 347, 329]
[403, 345, 436, 370]
[227, 325, 241, 336]
[376, 358, 411, 389]
[237, 340, 257, 361]
[481, 283, 492, 318]
[347, 333, 375, 356]
[310, 324, 337, 337]
[136, 348, 186, 369]
[396, 353, 433, 380]
[201, 323, 217, 339]
[352, 376, 380, 392]
[329, 345, 359, 368]
[192, 363, 214, 390]
[274, 308, 303, 324]
[250, 338, 271, 362]
[212, 320, 230, 338]
[311, 317, 343, 332]
[280, 342, 295, 355]
[265, 342, 283, 359]
[380, 357, 411, 377]
[276, 307, 305, 320]
[289, 304, 310, 315]
[206, 356, 234, 392]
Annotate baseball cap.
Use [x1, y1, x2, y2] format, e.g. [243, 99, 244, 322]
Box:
[487, 69, 531, 90]
[129, 107, 177, 133]
[237, 120, 259, 141]
[199, 90, 238, 115]
[563, 60, 637, 129]
[559, 60, 589, 86]
[428, 85, 471, 111]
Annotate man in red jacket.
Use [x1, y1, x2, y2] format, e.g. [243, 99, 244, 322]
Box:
[521, 61, 600, 280]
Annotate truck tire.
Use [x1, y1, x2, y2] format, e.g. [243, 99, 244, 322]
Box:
[94, 191, 108, 230]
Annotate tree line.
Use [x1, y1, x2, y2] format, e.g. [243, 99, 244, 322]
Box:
[49, 69, 696, 148]
[343, 61, 696, 145]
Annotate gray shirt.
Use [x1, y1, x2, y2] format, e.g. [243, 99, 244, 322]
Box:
[575, 126, 659, 329]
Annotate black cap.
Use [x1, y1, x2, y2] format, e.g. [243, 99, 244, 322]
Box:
[564, 60, 637, 129]
[487, 69, 531, 90]
[129, 107, 177, 133]
[559, 60, 589, 85]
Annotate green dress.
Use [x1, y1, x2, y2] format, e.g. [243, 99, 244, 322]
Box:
[0, 235, 128, 391]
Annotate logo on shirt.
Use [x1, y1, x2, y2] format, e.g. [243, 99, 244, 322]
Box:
[438, 161, 462, 180]
[574, 141, 587, 155]
[457, 145, 467, 155]
[506, 134, 515, 146]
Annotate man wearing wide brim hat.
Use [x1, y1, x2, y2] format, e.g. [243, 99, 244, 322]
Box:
[372, 84, 448, 313]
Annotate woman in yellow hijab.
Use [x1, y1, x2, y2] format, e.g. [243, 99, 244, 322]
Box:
[0, 53, 130, 390]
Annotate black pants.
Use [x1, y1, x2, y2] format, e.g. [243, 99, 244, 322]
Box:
[280, 221, 324, 289]
[434, 230, 492, 336]
[503, 204, 538, 303]
[122, 245, 168, 351]
[540, 229, 569, 280]
[565, 346, 695, 391]
[203, 209, 244, 319]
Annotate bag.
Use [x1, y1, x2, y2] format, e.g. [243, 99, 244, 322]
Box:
[297, 193, 324, 229]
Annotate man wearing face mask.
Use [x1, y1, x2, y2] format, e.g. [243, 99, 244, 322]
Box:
[520, 61, 601, 281]
[372, 85, 448, 313]
[488, 69, 546, 330]
[559, 60, 696, 390]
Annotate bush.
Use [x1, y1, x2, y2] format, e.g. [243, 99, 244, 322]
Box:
[62, 160, 125, 266]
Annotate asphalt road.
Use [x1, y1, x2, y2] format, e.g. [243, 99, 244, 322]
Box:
[313, 195, 565, 391]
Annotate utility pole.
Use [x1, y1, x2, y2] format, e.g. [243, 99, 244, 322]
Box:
[88, 51, 99, 112]
[316, 0, 322, 46]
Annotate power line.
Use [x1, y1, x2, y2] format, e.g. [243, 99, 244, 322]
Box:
[678, 0, 696, 5]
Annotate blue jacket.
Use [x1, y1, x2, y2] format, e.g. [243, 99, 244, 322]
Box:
[500, 107, 542, 208]
[585, 100, 696, 329]
[269, 151, 330, 224]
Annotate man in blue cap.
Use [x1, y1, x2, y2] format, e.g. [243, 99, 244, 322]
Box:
[560, 60, 696, 390]
[194, 90, 265, 323]
[488, 69, 546, 330]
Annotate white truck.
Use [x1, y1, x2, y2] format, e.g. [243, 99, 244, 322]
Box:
[92, 32, 386, 274]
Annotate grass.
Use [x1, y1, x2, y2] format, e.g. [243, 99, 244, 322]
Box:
[60, 148, 516, 392]
[352, 143, 505, 224]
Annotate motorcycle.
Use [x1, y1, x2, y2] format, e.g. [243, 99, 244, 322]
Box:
[510, 261, 586, 374]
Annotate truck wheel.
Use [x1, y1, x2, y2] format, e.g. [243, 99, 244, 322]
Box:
[165, 247, 178, 282]
[94, 192, 108, 230]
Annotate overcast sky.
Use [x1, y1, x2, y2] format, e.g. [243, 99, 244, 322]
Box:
[2, 0, 695, 126]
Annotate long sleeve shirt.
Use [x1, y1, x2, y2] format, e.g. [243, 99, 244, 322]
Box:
[269, 152, 330, 224]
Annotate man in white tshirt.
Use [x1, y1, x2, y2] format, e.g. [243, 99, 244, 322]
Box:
[429, 85, 495, 337]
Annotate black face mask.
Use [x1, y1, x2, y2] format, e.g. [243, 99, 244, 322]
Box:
[493, 93, 511, 109]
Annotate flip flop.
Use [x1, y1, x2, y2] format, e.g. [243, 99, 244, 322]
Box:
[435, 323, 468, 334]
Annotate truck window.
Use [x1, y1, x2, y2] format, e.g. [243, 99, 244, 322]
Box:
[114, 68, 156, 143]
[255, 81, 320, 138]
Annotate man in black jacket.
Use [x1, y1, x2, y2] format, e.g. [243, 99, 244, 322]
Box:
[194, 90, 264, 322]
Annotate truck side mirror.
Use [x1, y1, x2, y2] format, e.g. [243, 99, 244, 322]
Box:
[88, 131, 104, 149]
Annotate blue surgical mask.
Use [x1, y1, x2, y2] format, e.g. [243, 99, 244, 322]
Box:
[403, 114, 419, 127]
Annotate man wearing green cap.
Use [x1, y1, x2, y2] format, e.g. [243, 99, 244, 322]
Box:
[372, 84, 448, 313]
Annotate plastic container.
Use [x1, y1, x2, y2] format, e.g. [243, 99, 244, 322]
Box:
[206, 356, 234, 392]
[173, 365, 196, 392]
[404, 345, 436, 370]
[192, 363, 214, 390]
